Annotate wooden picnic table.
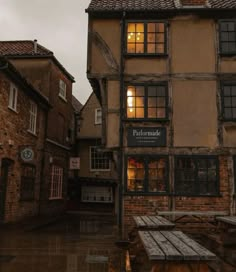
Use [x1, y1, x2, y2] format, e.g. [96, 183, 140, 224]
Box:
[216, 216, 236, 245]
[138, 230, 216, 272]
[133, 215, 175, 230]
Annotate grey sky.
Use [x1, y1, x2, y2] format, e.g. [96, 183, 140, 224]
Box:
[0, 0, 92, 104]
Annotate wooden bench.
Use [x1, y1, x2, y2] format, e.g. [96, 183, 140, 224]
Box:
[216, 216, 236, 245]
[133, 215, 175, 230]
[138, 230, 216, 272]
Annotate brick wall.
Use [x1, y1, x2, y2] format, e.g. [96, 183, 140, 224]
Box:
[181, 0, 206, 5]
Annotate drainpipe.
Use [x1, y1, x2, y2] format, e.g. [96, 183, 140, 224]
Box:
[118, 11, 126, 238]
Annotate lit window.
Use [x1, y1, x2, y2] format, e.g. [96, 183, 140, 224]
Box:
[95, 108, 102, 124]
[127, 156, 168, 193]
[20, 164, 36, 200]
[59, 79, 67, 100]
[49, 165, 63, 199]
[28, 101, 37, 134]
[8, 83, 18, 111]
[175, 156, 219, 196]
[127, 22, 167, 54]
[221, 83, 236, 120]
[219, 21, 236, 55]
[126, 84, 168, 119]
[90, 146, 110, 171]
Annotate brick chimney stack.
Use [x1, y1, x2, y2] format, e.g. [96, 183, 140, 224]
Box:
[181, 0, 206, 5]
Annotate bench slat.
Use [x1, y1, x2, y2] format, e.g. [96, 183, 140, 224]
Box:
[142, 216, 157, 226]
[152, 216, 175, 227]
[133, 216, 146, 227]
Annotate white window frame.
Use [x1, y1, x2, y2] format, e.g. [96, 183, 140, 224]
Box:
[95, 108, 102, 124]
[8, 83, 18, 111]
[49, 165, 63, 199]
[90, 146, 110, 171]
[59, 79, 67, 101]
[28, 101, 37, 134]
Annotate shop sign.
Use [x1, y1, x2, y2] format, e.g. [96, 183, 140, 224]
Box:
[127, 127, 166, 147]
[20, 147, 34, 162]
[70, 157, 80, 169]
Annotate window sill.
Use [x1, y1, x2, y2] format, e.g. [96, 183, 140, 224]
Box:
[27, 130, 37, 137]
[59, 94, 67, 103]
[8, 106, 18, 113]
[124, 53, 168, 58]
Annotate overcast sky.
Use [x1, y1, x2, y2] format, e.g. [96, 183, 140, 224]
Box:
[0, 0, 92, 104]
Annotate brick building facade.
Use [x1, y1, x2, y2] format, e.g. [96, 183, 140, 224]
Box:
[86, 0, 236, 236]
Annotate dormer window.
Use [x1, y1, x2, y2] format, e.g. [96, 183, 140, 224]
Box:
[59, 79, 67, 101]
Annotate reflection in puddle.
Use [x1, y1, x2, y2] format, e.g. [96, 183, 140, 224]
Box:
[0, 215, 120, 272]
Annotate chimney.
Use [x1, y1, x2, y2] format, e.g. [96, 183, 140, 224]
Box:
[181, 0, 206, 5]
[33, 39, 38, 54]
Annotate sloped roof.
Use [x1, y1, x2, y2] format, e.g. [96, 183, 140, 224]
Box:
[0, 40, 75, 82]
[72, 95, 83, 113]
[86, 0, 236, 12]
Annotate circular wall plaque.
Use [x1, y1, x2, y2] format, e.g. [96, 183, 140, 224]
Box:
[20, 147, 34, 162]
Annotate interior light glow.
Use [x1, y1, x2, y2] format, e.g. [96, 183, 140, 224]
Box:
[127, 90, 132, 96]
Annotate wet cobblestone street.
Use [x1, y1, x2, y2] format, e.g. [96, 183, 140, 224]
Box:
[0, 214, 121, 272]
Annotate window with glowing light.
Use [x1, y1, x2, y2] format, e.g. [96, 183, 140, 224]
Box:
[126, 156, 168, 194]
[126, 84, 168, 119]
[127, 22, 167, 54]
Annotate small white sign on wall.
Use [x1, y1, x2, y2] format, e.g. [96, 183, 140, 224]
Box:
[69, 157, 80, 169]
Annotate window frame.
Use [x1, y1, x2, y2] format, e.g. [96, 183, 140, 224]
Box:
[20, 164, 36, 201]
[49, 165, 63, 200]
[174, 155, 220, 197]
[125, 20, 168, 56]
[95, 108, 102, 125]
[8, 83, 18, 112]
[221, 82, 236, 121]
[219, 20, 236, 56]
[28, 101, 37, 134]
[59, 79, 67, 101]
[125, 82, 169, 121]
[90, 146, 111, 172]
[125, 155, 169, 195]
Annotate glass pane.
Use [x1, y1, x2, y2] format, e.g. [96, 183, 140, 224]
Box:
[136, 23, 144, 32]
[149, 180, 166, 192]
[157, 97, 166, 107]
[220, 22, 228, 31]
[197, 159, 207, 169]
[221, 32, 229, 41]
[136, 86, 145, 96]
[136, 33, 144, 42]
[224, 86, 231, 96]
[148, 87, 157, 96]
[127, 108, 135, 118]
[147, 23, 155, 32]
[157, 23, 165, 32]
[156, 44, 164, 53]
[228, 42, 236, 52]
[128, 23, 135, 32]
[148, 97, 157, 107]
[232, 86, 236, 96]
[229, 32, 236, 42]
[222, 43, 229, 53]
[157, 108, 166, 118]
[208, 169, 216, 181]
[232, 97, 236, 107]
[228, 22, 235, 31]
[136, 44, 144, 53]
[136, 97, 144, 107]
[127, 44, 135, 53]
[127, 87, 135, 96]
[157, 86, 166, 96]
[147, 44, 155, 53]
[199, 181, 208, 194]
[136, 108, 144, 118]
[233, 108, 236, 118]
[148, 33, 155, 42]
[224, 108, 232, 118]
[224, 97, 231, 107]
[148, 108, 156, 118]
[156, 33, 164, 43]
[198, 170, 207, 181]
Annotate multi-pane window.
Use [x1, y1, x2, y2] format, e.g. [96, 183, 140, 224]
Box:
[59, 79, 67, 100]
[219, 21, 236, 55]
[126, 22, 167, 54]
[95, 108, 102, 124]
[8, 83, 18, 111]
[29, 101, 37, 134]
[175, 156, 219, 196]
[127, 156, 168, 193]
[49, 165, 63, 199]
[221, 83, 236, 120]
[126, 84, 168, 119]
[90, 146, 110, 171]
[20, 165, 36, 200]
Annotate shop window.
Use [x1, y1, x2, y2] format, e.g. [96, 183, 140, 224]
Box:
[126, 84, 168, 119]
[175, 156, 219, 196]
[90, 146, 110, 171]
[20, 164, 36, 200]
[49, 165, 63, 199]
[221, 83, 236, 120]
[126, 156, 168, 194]
[126, 22, 167, 55]
[219, 20, 236, 55]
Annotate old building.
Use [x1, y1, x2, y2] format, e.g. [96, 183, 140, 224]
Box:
[0, 40, 75, 217]
[0, 57, 50, 223]
[86, 0, 236, 235]
[74, 92, 117, 213]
